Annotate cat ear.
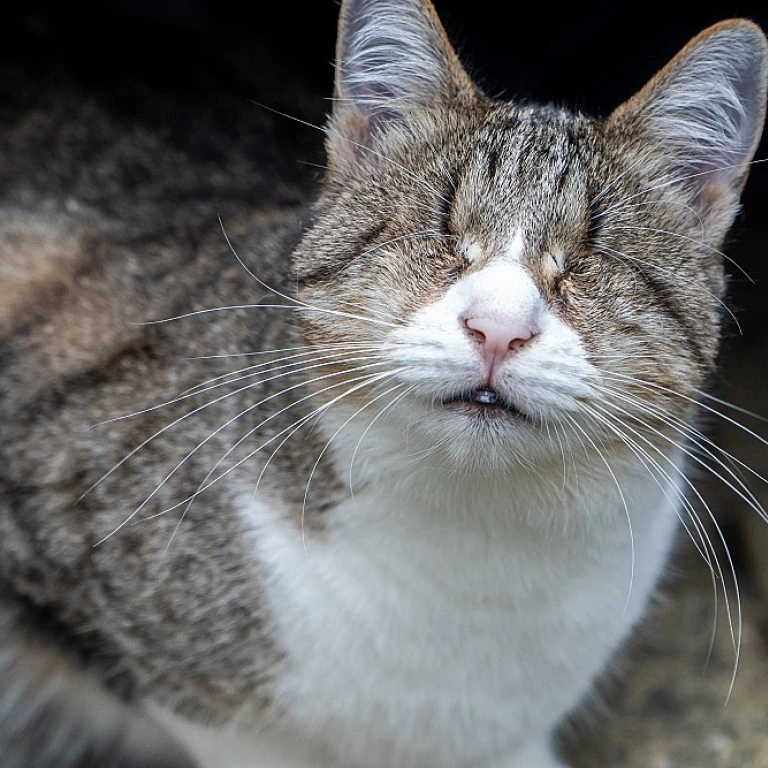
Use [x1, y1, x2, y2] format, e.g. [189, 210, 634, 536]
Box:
[329, 0, 477, 167]
[610, 21, 768, 209]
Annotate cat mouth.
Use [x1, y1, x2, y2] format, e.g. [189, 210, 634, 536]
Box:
[441, 388, 528, 420]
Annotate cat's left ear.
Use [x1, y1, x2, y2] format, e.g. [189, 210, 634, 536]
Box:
[609, 20, 767, 210]
[328, 0, 478, 170]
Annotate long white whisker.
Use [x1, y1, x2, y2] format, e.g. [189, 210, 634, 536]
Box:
[86, 355, 387, 517]
[300, 379, 405, 550]
[137, 302, 398, 329]
[593, 383, 768, 522]
[586, 399, 742, 698]
[593, 199, 705, 237]
[349, 385, 415, 497]
[598, 378, 768, 489]
[183, 340, 383, 362]
[167, 372, 400, 551]
[594, 243, 741, 332]
[580, 403, 723, 670]
[603, 371, 768, 454]
[693, 389, 768, 425]
[600, 224, 752, 282]
[137, 368, 404, 528]
[249, 101, 452, 205]
[561, 411, 635, 614]
[111, 361, 390, 545]
[178, 346, 389, 399]
[596, 157, 768, 219]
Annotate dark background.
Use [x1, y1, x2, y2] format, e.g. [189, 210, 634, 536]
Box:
[13, 1, 768, 107]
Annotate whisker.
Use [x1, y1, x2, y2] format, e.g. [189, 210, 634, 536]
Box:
[349, 385, 415, 496]
[346, 302, 401, 323]
[580, 403, 725, 672]
[600, 224, 753, 283]
[82, 354, 388, 504]
[142, 368, 405, 528]
[178, 346, 390, 398]
[375, 201, 447, 218]
[424, 135, 456, 194]
[96, 361, 390, 546]
[602, 371, 768, 454]
[561, 411, 636, 614]
[137, 302, 398, 329]
[100, 350, 388, 425]
[361, 230, 454, 257]
[594, 244, 741, 333]
[596, 157, 768, 219]
[585, 400, 742, 697]
[250, 101, 452, 206]
[219, 218, 400, 332]
[693, 389, 768, 425]
[593, 383, 768, 522]
[580, 403, 717, 573]
[593, 199, 705, 237]
[597, 381, 768, 486]
[185, 340, 382, 361]
[163, 367, 399, 551]
[300, 379, 405, 549]
[590, 141, 665, 208]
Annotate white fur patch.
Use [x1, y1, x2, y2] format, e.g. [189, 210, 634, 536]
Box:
[223, 464, 681, 768]
[504, 229, 525, 263]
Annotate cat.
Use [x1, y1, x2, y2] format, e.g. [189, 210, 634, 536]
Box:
[0, 0, 766, 766]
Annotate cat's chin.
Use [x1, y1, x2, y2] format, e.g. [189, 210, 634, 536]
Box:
[383, 395, 561, 473]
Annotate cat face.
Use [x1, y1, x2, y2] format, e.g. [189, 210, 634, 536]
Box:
[293, 0, 767, 470]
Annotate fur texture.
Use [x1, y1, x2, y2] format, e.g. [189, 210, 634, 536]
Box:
[0, 1, 766, 766]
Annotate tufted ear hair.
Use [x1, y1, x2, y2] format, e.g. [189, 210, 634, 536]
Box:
[328, 0, 477, 170]
[609, 20, 768, 217]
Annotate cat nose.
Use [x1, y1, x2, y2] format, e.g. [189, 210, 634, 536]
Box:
[464, 316, 536, 373]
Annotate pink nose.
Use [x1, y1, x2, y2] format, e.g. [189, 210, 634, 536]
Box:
[464, 316, 535, 375]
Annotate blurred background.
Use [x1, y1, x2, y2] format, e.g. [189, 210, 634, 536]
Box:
[3, 1, 768, 765]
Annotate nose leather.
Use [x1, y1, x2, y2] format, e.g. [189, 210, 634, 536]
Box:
[464, 316, 535, 379]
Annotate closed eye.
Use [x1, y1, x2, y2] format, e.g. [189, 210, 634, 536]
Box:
[551, 250, 567, 273]
[543, 249, 567, 282]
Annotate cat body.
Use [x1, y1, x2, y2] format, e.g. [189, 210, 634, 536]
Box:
[1, 0, 767, 766]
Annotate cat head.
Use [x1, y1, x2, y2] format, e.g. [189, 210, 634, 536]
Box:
[291, 0, 768, 472]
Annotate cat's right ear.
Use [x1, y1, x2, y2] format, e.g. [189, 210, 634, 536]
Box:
[328, 0, 477, 172]
[608, 21, 768, 226]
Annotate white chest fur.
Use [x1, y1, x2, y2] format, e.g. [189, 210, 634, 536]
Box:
[209, 456, 682, 768]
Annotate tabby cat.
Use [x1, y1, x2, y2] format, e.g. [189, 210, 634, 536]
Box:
[1, 0, 766, 766]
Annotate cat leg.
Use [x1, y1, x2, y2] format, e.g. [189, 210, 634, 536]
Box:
[488, 738, 568, 768]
